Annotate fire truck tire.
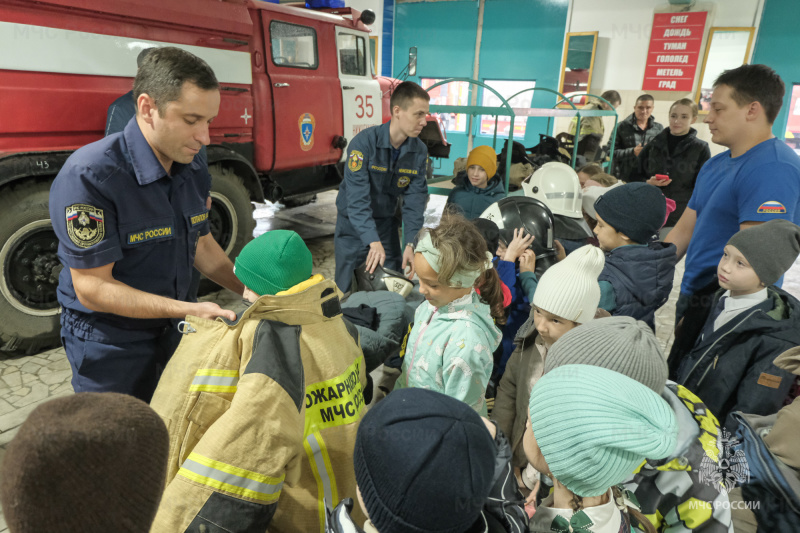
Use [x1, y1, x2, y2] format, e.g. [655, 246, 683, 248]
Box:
[0, 180, 61, 354]
[201, 165, 255, 293]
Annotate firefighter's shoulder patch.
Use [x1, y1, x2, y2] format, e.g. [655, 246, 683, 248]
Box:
[348, 150, 364, 172]
[65, 204, 105, 248]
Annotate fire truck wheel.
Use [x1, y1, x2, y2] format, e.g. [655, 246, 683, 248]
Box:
[200, 165, 255, 293]
[0, 180, 61, 354]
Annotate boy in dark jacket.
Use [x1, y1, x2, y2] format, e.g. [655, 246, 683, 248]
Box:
[631, 98, 711, 233]
[446, 145, 506, 219]
[593, 183, 678, 330]
[670, 219, 800, 433]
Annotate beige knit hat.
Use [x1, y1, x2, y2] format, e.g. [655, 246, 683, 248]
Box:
[532, 244, 605, 324]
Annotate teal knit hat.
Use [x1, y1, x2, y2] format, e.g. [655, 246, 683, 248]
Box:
[234, 230, 312, 295]
[528, 365, 677, 498]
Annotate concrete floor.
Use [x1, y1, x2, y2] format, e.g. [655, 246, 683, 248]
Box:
[1, 189, 799, 531]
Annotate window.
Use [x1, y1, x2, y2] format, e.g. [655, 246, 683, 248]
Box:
[480, 80, 536, 139]
[420, 78, 469, 133]
[785, 84, 800, 156]
[337, 33, 366, 76]
[270, 21, 318, 69]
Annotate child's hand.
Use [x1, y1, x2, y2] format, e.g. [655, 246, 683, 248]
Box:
[496, 241, 507, 258]
[504, 228, 535, 262]
[554, 240, 567, 262]
[519, 249, 536, 273]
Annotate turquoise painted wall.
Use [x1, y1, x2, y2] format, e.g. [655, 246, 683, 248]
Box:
[393, 0, 568, 176]
[752, 0, 800, 139]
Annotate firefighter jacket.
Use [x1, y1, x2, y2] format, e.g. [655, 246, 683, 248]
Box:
[150, 278, 368, 533]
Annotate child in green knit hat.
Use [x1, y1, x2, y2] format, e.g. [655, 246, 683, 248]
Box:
[234, 229, 316, 302]
[525, 364, 677, 533]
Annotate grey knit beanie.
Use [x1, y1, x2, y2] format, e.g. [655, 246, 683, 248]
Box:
[544, 316, 668, 393]
[726, 219, 800, 287]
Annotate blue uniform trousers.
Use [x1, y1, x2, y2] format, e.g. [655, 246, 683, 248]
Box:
[335, 214, 402, 292]
[61, 322, 182, 403]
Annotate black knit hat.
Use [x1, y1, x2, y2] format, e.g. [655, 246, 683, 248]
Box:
[727, 219, 800, 286]
[472, 217, 501, 255]
[594, 183, 666, 243]
[353, 388, 496, 533]
[0, 392, 169, 533]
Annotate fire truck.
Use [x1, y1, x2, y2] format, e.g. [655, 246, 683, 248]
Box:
[0, 0, 447, 353]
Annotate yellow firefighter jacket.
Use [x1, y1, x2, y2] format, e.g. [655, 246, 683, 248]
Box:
[150, 278, 367, 533]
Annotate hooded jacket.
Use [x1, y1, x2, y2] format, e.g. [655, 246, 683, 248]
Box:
[150, 278, 368, 533]
[446, 171, 507, 220]
[624, 383, 734, 532]
[673, 286, 800, 432]
[395, 290, 502, 416]
[630, 127, 711, 226]
[598, 242, 678, 330]
[612, 113, 664, 181]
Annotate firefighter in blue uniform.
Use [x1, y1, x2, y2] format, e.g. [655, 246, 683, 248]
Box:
[334, 81, 430, 292]
[49, 48, 243, 402]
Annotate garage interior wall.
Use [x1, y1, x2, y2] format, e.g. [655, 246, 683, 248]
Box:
[393, 0, 569, 176]
[562, 0, 765, 158]
[751, 0, 800, 140]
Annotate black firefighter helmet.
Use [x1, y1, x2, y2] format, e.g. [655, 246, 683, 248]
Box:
[479, 196, 557, 278]
[352, 263, 414, 298]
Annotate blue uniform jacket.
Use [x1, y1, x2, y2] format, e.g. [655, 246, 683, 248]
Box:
[49, 117, 211, 342]
[446, 171, 506, 220]
[335, 121, 428, 246]
[598, 242, 677, 330]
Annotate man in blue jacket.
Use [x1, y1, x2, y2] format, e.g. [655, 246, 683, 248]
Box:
[334, 82, 430, 292]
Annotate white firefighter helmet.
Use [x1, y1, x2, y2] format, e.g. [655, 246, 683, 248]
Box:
[522, 162, 593, 240]
[522, 162, 583, 218]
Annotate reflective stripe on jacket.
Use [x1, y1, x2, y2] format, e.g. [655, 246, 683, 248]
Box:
[150, 279, 367, 533]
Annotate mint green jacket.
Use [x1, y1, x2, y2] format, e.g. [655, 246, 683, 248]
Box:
[395, 291, 502, 415]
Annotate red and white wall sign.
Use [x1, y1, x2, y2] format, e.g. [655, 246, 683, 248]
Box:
[642, 11, 708, 92]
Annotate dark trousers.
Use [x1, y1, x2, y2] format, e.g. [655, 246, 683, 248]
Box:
[334, 215, 401, 293]
[62, 324, 182, 403]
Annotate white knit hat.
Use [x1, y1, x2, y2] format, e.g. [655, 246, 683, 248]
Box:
[532, 244, 605, 324]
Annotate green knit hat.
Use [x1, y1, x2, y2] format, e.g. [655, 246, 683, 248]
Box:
[529, 365, 677, 497]
[234, 230, 312, 295]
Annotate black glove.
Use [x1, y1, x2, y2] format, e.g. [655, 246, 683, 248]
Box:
[325, 498, 366, 533]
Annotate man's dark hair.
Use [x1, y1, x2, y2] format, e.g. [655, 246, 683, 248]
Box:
[636, 94, 655, 104]
[601, 90, 621, 107]
[390, 81, 430, 111]
[714, 64, 785, 124]
[136, 47, 154, 69]
[133, 47, 219, 115]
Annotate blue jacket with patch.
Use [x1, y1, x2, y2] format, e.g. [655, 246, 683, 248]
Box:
[446, 171, 506, 219]
[598, 242, 677, 330]
[673, 287, 800, 433]
[335, 121, 428, 247]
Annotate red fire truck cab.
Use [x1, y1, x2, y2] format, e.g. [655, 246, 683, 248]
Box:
[0, 0, 447, 353]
